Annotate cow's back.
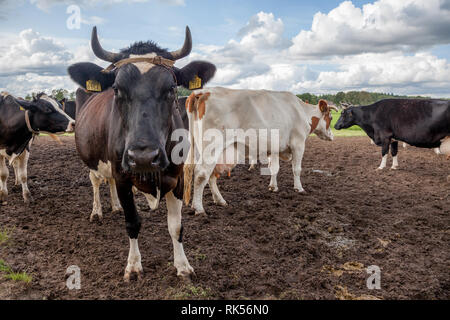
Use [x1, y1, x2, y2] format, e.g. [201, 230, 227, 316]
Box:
[372, 99, 450, 147]
[199, 87, 304, 133]
[75, 89, 114, 169]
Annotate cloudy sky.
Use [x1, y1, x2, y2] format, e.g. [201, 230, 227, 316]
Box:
[1, 0, 450, 97]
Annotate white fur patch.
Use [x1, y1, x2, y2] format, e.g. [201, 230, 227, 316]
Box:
[130, 53, 157, 74]
[143, 188, 160, 210]
[92, 160, 113, 180]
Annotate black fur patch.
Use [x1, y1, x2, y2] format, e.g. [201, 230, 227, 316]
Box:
[174, 61, 217, 89]
[120, 41, 172, 60]
[178, 225, 184, 243]
[68, 62, 116, 91]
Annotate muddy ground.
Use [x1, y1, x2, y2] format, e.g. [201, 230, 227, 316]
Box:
[0, 136, 448, 300]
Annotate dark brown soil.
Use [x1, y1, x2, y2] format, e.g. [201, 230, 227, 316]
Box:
[0, 136, 449, 300]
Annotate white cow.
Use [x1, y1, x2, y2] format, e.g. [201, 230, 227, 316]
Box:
[183, 87, 336, 215]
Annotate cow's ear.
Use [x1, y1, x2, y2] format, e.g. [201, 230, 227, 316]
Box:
[174, 61, 216, 89]
[13, 98, 38, 112]
[318, 99, 328, 113]
[68, 62, 116, 91]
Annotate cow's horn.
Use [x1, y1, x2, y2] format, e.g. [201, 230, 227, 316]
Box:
[169, 26, 192, 61]
[91, 26, 122, 63]
[329, 105, 339, 112]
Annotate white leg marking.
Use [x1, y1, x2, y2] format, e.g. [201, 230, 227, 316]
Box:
[124, 237, 143, 282]
[89, 170, 103, 222]
[292, 145, 306, 193]
[268, 154, 279, 192]
[402, 142, 407, 149]
[166, 191, 194, 279]
[108, 178, 122, 213]
[192, 164, 216, 215]
[391, 155, 399, 170]
[16, 151, 32, 203]
[0, 156, 8, 204]
[434, 148, 441, 155]
[377, 155, 388, 170]
[209, 175, 227, 206]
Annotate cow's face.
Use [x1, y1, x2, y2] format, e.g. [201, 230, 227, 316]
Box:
[67, 26, 216, 173]
[334, 108, 356, 130]
[313, 100, 334, 141]
[115, 64, 176, 173]
[16, 95, 75, 133]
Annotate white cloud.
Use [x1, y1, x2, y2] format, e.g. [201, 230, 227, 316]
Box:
[288, 0, 450, 58]
[292, 52, 450, 96]
[0, 29, 71, 76]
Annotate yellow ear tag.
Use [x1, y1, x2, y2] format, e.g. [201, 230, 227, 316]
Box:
[86, 80, 102, 92]
[19, 106, 25, 111]
[189, 75, 202, 90]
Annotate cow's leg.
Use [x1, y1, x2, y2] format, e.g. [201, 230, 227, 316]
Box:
[0, 156, 8, 204]
[192, 163, 216, 215]
[117, 182, 143, 282]
[209, 175, 227, 206]
[15, 151, 32, 203]
[12, 160, 19, 186]
[390, 141, 399, 170]
[292, 145, 306, 193]
[268, 154, 279, 192]
[166, 191, 194, 279]
[434, 148, 441, 155]
[89, 170, 103, 222]
[108, 178, 122, 214]
[377, 139, 390, 170]
[248, 157, 257, 171]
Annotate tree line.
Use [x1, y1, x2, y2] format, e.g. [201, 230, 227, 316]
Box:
[24, 88, 434, 106]
[297, 91, 431, 106]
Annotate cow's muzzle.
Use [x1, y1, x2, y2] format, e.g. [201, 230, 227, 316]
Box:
[126, 148, 168, 172]
[66, 120, 76, 133]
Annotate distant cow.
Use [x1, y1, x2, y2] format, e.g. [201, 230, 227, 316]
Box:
[58, 98, 76, 120]
[0, 92, 75, 204]
[335, 99, 450, 170]
[68, 26, 216, 281]
[183, 88, 336, 215]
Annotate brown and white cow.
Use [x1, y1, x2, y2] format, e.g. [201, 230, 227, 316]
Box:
[183, 87, 336, 215]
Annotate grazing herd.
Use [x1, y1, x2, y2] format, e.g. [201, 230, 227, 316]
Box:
[0, 25, 449, 282]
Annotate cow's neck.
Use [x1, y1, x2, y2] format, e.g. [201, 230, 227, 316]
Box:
[303, 104, 323, 130]
[352, 107, 376, 139]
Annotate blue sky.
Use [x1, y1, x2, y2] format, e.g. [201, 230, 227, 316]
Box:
[1, 0, 450, 97]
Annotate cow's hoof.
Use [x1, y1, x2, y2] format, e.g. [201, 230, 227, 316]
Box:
[376, 167, 385, 171]
[0, 192, 7, 204]
[194, 210, 205, 216]
[390, 166, 399, 170]
[214, 199, 227, 207]
[177, 265, 195, 282]
[23, 192, 33, 204]
[268, 186, 279, 192]
[294, 188, 306, 193]
[124, 269, 144, 282]
[111, 207, 122, 214]
[89, 213, 103, 223]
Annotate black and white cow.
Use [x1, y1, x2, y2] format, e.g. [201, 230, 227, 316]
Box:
[58, 98, 77, 120]
[0, 92, 75, 204]
[68, 26, 216, 281]
[335, 99, 450, 170]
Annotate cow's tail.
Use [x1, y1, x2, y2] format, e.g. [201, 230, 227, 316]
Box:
[183, 93, 197, 205]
